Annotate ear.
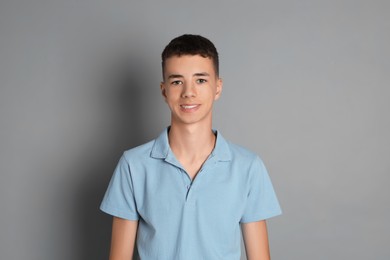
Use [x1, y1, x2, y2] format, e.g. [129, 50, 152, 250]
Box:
[160, 82, 167, 101]
[214, 77, 223, 100]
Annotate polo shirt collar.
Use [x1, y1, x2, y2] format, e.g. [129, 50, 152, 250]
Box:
[150, 128, 171, 159]
[150, 127, 232, 162]
[211, 129, 232, 162]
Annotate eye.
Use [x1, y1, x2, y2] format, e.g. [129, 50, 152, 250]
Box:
[196, 78, 207, 84]
[171, 80, 183, 85]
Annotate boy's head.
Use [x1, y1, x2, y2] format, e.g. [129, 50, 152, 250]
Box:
[161, 34, 219, 79]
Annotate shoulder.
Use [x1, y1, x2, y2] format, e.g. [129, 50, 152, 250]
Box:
[228, 141, 266, 171]
[219, 134, 262, 165]
[121, 139, 155, 163]
[215, 131, 268, 175]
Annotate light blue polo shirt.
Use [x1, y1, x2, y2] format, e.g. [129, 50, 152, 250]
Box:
[100, 128, 281, 259]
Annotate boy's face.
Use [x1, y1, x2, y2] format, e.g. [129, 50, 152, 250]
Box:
[161, 55, 222, 127]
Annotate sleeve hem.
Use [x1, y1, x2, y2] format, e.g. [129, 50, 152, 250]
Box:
[240, 209, 282, 223]
[100, 204, 139, 221]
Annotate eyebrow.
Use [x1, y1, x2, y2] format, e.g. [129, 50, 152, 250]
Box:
[167, 72, 210, 79]
[167, 74, 184, 79]
[194, 72, 210, 77]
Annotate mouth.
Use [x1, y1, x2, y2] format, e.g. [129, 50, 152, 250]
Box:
[181, 104, 199, 109]
[180, 104, 200, 111]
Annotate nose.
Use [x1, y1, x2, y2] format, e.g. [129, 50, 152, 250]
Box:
[181, 83, 196, 98]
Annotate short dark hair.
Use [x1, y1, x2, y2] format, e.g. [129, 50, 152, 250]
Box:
[161, 34, 219, 78]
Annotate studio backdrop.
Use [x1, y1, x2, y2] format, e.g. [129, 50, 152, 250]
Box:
[0, 0, 389, 259]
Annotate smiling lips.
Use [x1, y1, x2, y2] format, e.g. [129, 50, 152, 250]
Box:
[180, 104, 200, 112]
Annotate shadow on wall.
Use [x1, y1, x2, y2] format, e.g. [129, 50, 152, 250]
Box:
[74, 55, 149, 260]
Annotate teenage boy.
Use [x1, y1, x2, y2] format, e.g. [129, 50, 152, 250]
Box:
[100, 34, 281, 260]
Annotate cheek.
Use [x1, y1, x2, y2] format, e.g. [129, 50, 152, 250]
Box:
[164, 93, 178, 107]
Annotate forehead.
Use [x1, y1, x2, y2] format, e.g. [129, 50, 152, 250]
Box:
[164, 55, 215, 76]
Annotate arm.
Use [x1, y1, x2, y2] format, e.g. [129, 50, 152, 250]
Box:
[241, 220, 270, 260]
[109, 217, 138, 260]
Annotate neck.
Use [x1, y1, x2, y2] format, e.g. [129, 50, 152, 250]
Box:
[168, 123, 216, 161]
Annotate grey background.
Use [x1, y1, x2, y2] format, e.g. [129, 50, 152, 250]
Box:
[1, 0, 389, 259]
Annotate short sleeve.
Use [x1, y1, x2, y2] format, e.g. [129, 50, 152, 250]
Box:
[100, 155, 139, 220]
[240, 156, 282, 223]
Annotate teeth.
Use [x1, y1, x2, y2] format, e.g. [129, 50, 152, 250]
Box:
[182, 105, 197, 109]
